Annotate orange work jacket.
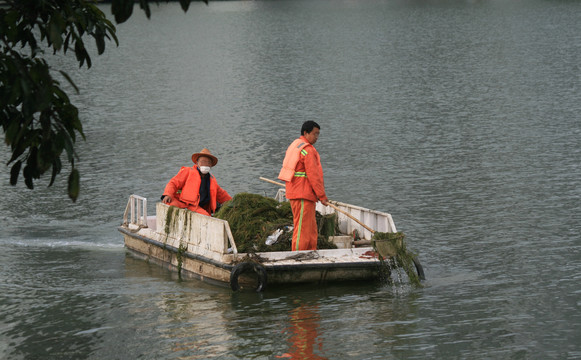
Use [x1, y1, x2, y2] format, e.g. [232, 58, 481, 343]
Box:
[279, 136, 328, 204]
[163, 166, 231, 214]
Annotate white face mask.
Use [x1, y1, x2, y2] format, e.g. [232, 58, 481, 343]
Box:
[199, 166, 211, 174]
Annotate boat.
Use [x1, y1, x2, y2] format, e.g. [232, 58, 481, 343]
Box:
[118, 188, 424, 291]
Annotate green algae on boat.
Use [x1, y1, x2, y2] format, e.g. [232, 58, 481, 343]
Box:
[215, 193, 337, 253]
[372, 231, 421, 287]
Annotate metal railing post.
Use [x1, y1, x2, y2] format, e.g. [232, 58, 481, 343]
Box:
[123, 195, 148, 227]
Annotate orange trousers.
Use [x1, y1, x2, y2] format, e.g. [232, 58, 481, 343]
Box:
[166, 198, 210, 216]
[290, 199, 318, 251]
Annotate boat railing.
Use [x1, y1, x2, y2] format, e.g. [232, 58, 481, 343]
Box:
[123, 194, 148, 227]
[320, 200, 397, 240]
[155, 202, 238, 260]
[275, 188, 396, 240]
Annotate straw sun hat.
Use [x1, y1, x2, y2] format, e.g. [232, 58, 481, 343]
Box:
[191, 148, 218, 166]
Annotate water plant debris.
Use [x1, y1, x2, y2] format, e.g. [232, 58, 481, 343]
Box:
[214, 193, 337, 253]
[372, 231, 422, 287]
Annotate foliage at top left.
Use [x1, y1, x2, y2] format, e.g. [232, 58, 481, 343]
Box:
[0, 0, 118, 201]
[1, 0, 200, 201]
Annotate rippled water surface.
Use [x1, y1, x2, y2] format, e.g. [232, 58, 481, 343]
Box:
[1, 0, 580, 359]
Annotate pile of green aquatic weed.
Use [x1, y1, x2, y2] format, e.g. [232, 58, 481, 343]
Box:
[371, 231, 421, 287]
[215, 193, 337, 253]
[316, 211, 340, 249]
[215, 193, 293, 252]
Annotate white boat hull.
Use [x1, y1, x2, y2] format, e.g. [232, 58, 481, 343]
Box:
[119, 195, 410, 291]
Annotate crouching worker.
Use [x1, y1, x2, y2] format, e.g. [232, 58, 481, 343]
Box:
[161, 148, 232, 216]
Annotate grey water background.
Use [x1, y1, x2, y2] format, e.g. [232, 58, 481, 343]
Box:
[1, 0, 580, 358]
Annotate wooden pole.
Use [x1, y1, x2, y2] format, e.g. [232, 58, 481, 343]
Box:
[259, 176, 285, 187]
[259, 176, 376, 234]
[326, 203, 375, 234]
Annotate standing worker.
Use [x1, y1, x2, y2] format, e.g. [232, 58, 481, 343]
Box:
[278, 121, 329, 251]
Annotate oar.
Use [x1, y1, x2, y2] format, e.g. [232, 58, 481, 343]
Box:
[259, 176, 285, 187]
[259, 176, 376, 234]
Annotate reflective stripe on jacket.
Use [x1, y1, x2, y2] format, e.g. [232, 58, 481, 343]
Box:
[163, 166, 232, 214]
[280, 136, 328, 204]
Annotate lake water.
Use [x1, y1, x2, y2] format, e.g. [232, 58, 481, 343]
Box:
[1, 0, 580, 358]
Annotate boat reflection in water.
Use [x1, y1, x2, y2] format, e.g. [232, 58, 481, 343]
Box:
[277, 299, 328, 360]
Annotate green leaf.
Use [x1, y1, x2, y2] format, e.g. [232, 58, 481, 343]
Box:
[61, 131, 75, 163]
[5, 118, 22, 145]
[112, 0, 135, 23]
[26, 146, 40, 179]
[49, 13, 64, 50]
[58, 71, 79, 94]
[23, 165, 34, 189]
[63, 32, 72, 53]
[179, 0, 191, 12]
[38, 140, 55, 173]
[74, 41, 91, 68]
[8, 141, 27, 164]
[95, 34, 106, 55]
[68, 168, 80, 202]
[139, 0, 152, 19]
[49, 158, 62, 187]
[10, 161, 22, 186]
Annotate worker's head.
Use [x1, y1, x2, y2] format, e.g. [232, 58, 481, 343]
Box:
[301, 121, 321, 145]
[196, 156, 214, 167]
[191, 148, 218, 174]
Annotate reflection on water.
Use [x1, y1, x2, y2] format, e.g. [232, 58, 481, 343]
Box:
[278, 301, 327, 360]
